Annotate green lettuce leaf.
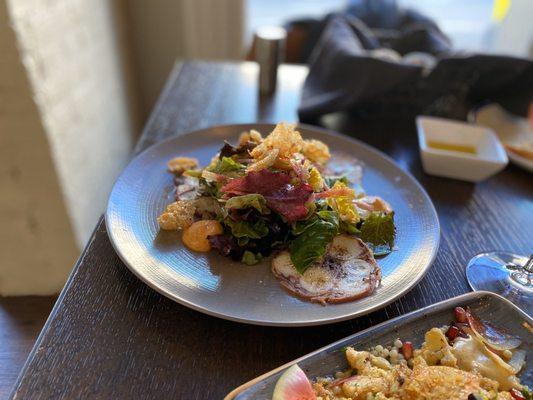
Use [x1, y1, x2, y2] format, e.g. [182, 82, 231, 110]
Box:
[199, 157, 244, 197]
[225, 219, 268, 240]
[324, 175, 349, 187]
[317, 210, 339, 226]
[237, 237, 250, 246]
[241, 251, 263, 265]
[198, 177, 222, 198]
[210, 157, 244, 174]
[340, 221, 360, 235]
[225, 194, 269, 214]
[359, 212, 395, 256]
[292, 217, 318, 235]
[290, 211, 339, 274]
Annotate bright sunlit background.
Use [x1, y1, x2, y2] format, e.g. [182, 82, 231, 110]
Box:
[247, 0, 526, 54]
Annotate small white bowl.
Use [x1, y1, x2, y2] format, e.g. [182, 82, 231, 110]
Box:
[416, 116, 508, 182]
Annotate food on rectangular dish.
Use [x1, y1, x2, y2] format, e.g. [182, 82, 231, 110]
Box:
[157, 123, 396, 304]
[273, 307, 530, 400]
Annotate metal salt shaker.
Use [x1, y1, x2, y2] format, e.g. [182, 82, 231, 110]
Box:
[255, 26, 286, 95]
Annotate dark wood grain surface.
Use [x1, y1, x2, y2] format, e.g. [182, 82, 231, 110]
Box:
[11, 61, 533, 400]
[0, 297, 56, 399]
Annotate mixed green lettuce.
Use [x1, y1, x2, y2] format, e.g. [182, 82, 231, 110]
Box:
[225, 219, 268, 240]
[210, 157, 245, 174]
[289, 210, 395, 273]
[241, 250, 263, 265]
[167, 125, 398, 274]
[324, 175, 349, 188]
[360, 212, 395, 256]
[289, 211, 339, 274]
[225, 194, 269, 214]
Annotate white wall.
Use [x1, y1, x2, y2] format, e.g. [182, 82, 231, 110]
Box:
[180, 0, 244, 60]
[126, 0, 185, 120]
[7, 0, 140, 249]
[1, 0, 139, 295]
[126, 0, 245, 118]
[1, 0, 78, 295]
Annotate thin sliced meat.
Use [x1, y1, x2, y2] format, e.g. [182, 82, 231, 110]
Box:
[354, 196, 393, 219]
[220, 170, 313, 222]
[271, 235, 381, 305]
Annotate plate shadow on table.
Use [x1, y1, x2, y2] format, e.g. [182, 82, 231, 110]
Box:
[153, 230, 250, 281]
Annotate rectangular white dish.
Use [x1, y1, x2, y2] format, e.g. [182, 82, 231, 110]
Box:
[225, 291, 532, 399]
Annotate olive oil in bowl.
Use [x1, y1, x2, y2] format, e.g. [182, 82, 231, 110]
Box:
[426, 140, 477, 155]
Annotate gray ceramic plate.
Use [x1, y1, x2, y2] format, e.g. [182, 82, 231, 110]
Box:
[106, 124, 440, 326]
[226, 291, 532, 399]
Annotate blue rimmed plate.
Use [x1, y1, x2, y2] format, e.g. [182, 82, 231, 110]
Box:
[106, 124, 440, 326]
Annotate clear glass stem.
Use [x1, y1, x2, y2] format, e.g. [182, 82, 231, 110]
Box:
[466, 251, 532, 316]
[509, 254, 533, 288]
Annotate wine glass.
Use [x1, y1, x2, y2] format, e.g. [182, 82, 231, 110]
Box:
[466, 251, 532, 316]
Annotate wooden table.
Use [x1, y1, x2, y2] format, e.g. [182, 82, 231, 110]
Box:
[11, 61, 533, 399]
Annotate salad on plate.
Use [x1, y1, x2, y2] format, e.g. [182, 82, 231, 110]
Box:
[157, 123, 396, 304]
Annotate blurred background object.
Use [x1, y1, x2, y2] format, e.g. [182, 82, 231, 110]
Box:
[297, 14, 532, 121]
[246, 0, 532, 125]
[247, 0, 533, 62]
[255, 26, 286, 94]
[489, 0, 533, 57]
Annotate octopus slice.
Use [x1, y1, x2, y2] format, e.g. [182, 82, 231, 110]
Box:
[272, 235, 381, 305]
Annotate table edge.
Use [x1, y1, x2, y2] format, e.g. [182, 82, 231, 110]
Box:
[9, 217, 106, 399]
